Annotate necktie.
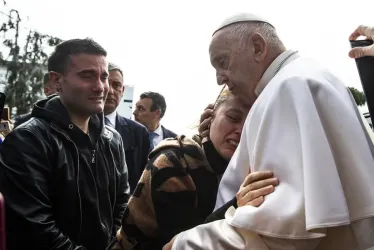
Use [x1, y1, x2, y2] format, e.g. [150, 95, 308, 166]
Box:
[104, 117, 114, 128]
[149, 132, 158, 151]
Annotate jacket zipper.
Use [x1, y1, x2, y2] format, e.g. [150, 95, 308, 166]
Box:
[91, 150, 96, 163]
[90, 146, 106, 232]
[51, 125, 83, 241]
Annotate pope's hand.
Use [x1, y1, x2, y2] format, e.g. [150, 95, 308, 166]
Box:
[236, 171, 279, 207]
[349, 25, 374, 58]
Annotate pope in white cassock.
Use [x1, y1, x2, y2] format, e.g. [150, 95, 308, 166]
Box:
[163, 13, 374, 250]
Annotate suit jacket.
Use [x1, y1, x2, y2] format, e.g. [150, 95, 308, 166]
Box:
[161, 125, 177, 139]
[115, 115, 150, 193]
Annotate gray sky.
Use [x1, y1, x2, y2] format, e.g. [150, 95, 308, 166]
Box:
[3, 0, 374, 134]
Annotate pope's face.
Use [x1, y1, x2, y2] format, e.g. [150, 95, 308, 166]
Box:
[209, 28, 267, 106]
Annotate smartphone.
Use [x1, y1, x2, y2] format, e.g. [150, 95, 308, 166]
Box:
[0, 193, 5, 250]
[349, 39, 374, 117]
[0, 93, 5, 120]
[350, 39, 373, 48]
[1, 108, 9, 121]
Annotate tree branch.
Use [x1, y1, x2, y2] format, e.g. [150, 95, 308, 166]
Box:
[0, 7, 62, 115]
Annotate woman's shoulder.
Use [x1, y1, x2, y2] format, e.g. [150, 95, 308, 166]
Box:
[148, 135, 209, 172]
[154, 134, 201, 150]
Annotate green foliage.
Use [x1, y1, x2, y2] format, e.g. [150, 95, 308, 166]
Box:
[348, 87, 366, 107]
[0, 7, 62, 115]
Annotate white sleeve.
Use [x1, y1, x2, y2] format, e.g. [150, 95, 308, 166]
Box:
[171, 215, 321, 250]
[172, 218, 249, 250]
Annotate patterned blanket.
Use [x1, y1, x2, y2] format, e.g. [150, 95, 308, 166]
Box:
[111, 135, 220, 250]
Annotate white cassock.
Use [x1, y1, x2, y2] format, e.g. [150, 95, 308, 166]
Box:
[171, 50, 374, 250]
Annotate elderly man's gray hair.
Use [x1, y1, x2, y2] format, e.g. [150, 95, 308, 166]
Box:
[108, 62, 123, 76]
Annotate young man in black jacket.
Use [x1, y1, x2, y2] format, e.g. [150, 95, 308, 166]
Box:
[0, 38, 130, 250]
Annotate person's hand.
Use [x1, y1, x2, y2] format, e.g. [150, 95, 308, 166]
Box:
[162, 235, 177, 250]
[236, 171, 279, 207]
[349, 25, 374, 58]
[0, 120, 12, 136]
[198, 103, 214, 140]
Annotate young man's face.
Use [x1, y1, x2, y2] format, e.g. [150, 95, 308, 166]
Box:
[55, 54, 109, 117]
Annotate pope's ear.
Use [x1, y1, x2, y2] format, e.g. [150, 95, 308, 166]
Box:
[250, 33, 267, 63]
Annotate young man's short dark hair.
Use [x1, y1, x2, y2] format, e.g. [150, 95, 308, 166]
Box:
[48, 38, 107, 74]
[140, 91, 167, 118]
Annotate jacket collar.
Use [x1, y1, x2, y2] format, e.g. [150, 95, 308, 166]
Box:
[32, 95, 105, 147]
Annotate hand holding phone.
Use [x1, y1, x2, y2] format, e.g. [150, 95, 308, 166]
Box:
[350, 39, 374, 118]
[0, 93, 11, 134]
[349, 25, 374, 58]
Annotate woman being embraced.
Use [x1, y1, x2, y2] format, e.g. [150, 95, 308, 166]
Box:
[111, 90, 278, 250]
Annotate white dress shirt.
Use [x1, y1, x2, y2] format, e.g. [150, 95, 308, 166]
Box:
[105, 111, 117, 128]
[150, 125, 163, 149]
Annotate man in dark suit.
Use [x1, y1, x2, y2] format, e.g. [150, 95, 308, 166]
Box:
[133, 91, 177, 151]
[104, 63, 150, 193]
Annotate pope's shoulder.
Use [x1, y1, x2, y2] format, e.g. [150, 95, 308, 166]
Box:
[275, 57, 344, 90]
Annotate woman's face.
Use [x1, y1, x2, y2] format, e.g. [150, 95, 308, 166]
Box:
[209, 95, 250, 161]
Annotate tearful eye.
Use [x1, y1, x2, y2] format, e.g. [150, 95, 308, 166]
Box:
[227, 114, 240, 122]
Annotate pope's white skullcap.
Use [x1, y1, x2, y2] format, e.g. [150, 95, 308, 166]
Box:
[213, 12, 274, 35]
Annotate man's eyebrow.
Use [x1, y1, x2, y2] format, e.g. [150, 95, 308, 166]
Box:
[77, 69, 97, 74]
[76, 69, 108, 76]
